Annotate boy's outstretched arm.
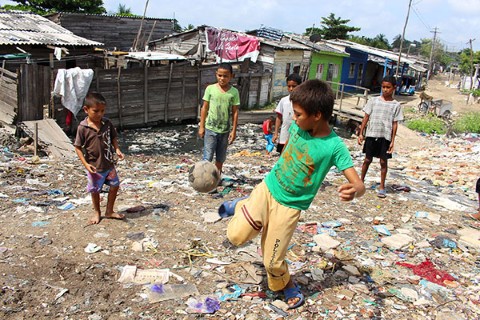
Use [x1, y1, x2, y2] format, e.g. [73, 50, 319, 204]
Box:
[74, 146, 96, 173]
[388, 121, 398, 154]
[112, 137, 124, 161]
[229, 105, 239, 144]
[273, 113, 282, 143]
[357, 113, 369, 145]
[198, 101, 209, 138]
[338, 167, 365, 201]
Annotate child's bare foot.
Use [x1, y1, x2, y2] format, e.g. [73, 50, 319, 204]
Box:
[105, 212, 125, 220]
[87, 212, 101, 225]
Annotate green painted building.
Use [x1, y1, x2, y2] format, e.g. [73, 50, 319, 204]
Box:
[289, 36, 349, 89]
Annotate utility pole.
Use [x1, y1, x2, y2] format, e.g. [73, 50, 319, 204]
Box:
[468, 38, 476, 90]
[466, 38, 476, 104]
[427, 27, 439, 84]
[395, 0, 412, 79]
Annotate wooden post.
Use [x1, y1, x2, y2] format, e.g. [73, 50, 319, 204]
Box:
[133, 0, 149, 50]
[116, 67, 123, 128]
[181, 64, 186, 121]
[164, 63, 174, 122]
[339, 83, 344, 111]
[145, 21, 157, 49]
[95, 68, 100, 92]
[49, 53, 54, 119]
[256, 75, 262, 106]
[34, 122, 38, 157]
[197, 65, 201, 121]
[144, 64, 149, 123]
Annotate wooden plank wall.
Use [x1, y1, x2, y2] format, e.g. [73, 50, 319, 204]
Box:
[53, 14, 175, 51]
[13, 61, 273, 130]
[92, 61, 199, 128]
[17, 64, 50, 122]
[0, 67, 17, 110]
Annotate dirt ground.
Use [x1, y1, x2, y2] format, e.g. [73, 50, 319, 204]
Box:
[0, 74, 479, 319]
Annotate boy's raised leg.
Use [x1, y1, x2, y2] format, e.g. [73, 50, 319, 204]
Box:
[89, 192, 102, 225]
[105, 186, 125, 220]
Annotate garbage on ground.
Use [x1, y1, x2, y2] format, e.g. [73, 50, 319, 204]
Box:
[1, 114, 480, 318]
[143, 283, 199, 303]
[186, 296, 221, 314]
[117, 265, 170, 285]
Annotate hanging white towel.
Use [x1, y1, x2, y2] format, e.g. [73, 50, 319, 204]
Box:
[53, 67, 94, 116]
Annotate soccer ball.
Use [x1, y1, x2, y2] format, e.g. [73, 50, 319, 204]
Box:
[188, 160, 220, 193]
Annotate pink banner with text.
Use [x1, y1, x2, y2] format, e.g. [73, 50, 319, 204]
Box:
[206, 27, 260, 63]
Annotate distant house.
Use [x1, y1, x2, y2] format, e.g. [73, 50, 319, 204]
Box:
[324, 39, 426, 92]
[151, 26, 286, 108]
[46, 12, 176, 51]
[245, 28, 310, 100]
[287, 35, 349, 86]
[322, 40, 369, 91]
[256, 39, 308, 99]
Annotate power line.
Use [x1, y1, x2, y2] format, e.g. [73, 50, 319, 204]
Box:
[396, 0, 413, 78]
[411, 4, 430, 30]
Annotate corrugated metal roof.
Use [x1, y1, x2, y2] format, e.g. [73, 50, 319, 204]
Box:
[288, 36, 347, 55]
[0, 11, 102, 46]
[126, 51, 186, 61]
[260, 39, 308, 50]
[46, 12, 174, 21]
[326, 39, 416, 65]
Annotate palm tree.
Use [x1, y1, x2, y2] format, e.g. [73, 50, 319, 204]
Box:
[117, 4, 133, 16]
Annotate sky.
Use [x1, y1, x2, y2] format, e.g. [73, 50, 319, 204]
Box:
[1, 0, 479, 51]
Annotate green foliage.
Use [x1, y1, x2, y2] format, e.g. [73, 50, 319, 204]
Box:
[1, 0, 106, 14]
[453, 112, 480, 133]
[406, 116, 446, 134]
[458, 49, 480, 75]
[305, 13, 360, 40]
[183, 24, 195, 31]
[349, 34, 391, 49]
[116, 4, 134, 17]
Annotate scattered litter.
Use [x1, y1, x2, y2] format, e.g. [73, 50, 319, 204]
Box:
[117, 265, 170, 285]
[144, 283, 199, 303]
[186, 296, 221, 314]
[84, 243, 102, 254]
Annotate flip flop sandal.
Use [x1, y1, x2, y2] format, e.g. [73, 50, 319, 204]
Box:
[465, 213, 480, 221]
[377, 189, 387, 198]
[283, 283, 305, 309]
[218, 196, 247, 218]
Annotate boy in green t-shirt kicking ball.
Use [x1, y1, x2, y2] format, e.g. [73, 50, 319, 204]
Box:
[219, 79, 365, 309]
[198, 63, 240, 176]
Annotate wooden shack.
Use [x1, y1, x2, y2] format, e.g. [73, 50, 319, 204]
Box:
[46, 13, 176, 51]
[256, 39, 308, 100]
[150, 26, 272, 109]
[0, 11, 103, 123]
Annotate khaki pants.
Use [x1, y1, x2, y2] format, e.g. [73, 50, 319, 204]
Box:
[227, 181, 301, 291]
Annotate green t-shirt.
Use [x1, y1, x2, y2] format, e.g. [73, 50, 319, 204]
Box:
[265, 123, 354, 210]
[203, 84, 240, 134]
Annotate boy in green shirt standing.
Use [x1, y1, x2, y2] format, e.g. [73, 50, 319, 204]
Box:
[220, 79, 365, 309]
[198, 63, 240, 174]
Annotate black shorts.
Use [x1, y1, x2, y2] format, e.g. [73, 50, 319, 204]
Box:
[276, 143, 285, 154]
[363, 137, 392, 160]
[476, 178, 480, 193]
